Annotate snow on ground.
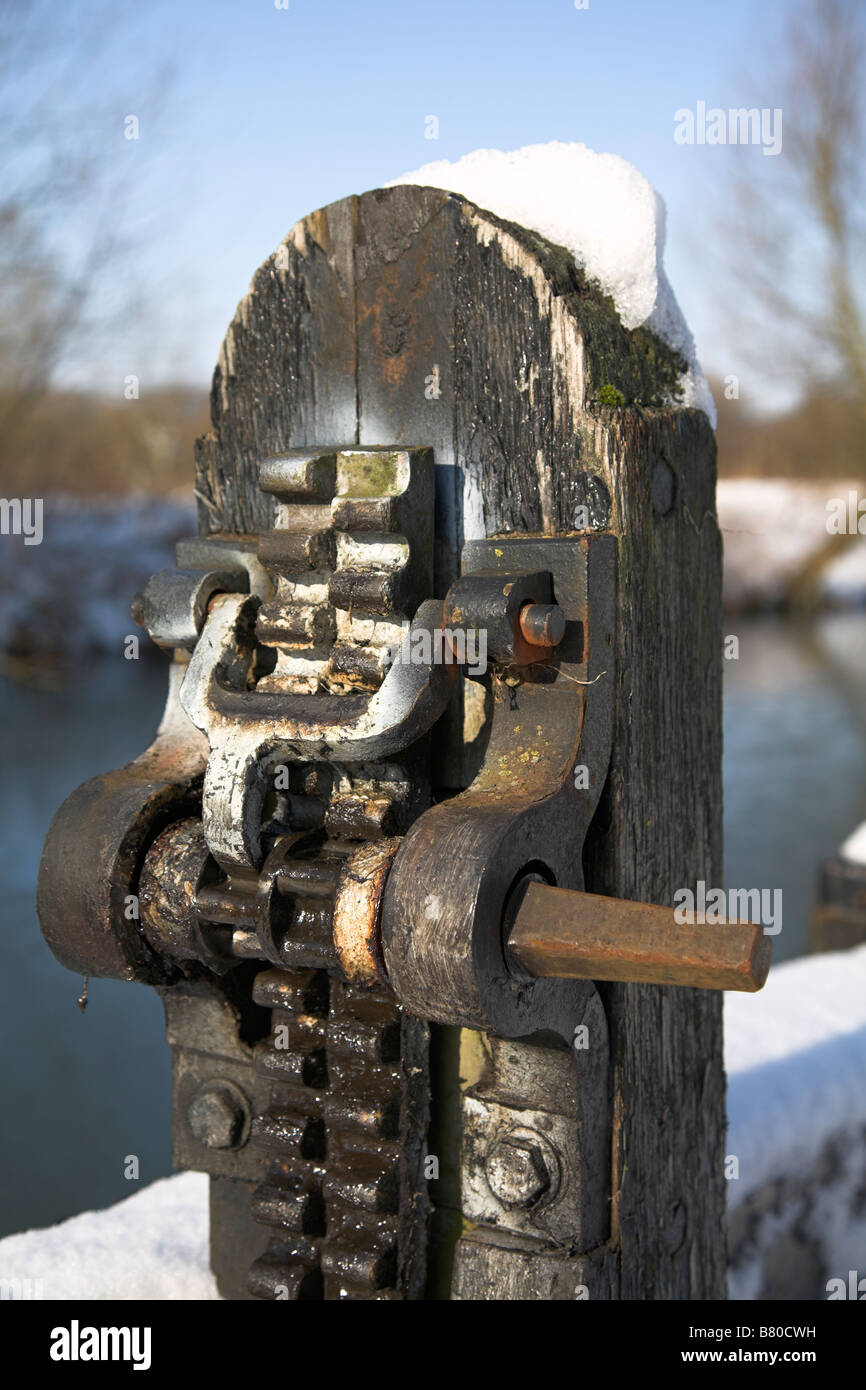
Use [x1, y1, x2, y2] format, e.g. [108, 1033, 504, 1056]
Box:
[726, 943, 866, 1299]
[726, 942, 866, 1200]
[840, 822, 866, 865]
[0, 1172, 217, 1300]
[390, 141, 715, 423]
[1, 947, 864, 1299]
[718, 478, 866, 609]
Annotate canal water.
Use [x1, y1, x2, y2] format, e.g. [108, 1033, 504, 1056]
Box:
[2, 612, 866, 1238]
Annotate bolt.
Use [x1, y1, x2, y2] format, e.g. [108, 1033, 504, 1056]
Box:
[187, 1082, 247, 1150]
[519, 603, 566, 649]
[484, 1129, 561, 1209]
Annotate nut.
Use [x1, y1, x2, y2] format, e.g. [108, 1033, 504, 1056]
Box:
[187, 1082, 249, 1150]
[484, 1127, 561, 1209]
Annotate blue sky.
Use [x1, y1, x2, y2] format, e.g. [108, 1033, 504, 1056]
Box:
[50, 0, 791, 400]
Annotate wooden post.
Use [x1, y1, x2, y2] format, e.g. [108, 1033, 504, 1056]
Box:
[195, 186, 725, 1299]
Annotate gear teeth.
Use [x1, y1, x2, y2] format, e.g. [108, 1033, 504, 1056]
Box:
[331, 496, 398, 532]
[327, 1015, 401, 1065]
[248, 963, 329, 1300]
[258, 452, 337, 501]
[251, 1168, 326, 1234]
[323, 1092, 399, 1141]
[276, 859, 342, 900]
[327, 568, 397, 616]
[253, 448, 430, 694]
[246, 891, 426, 1300]
[275, 899, 339, 971]
[327, 642, 390, 689]
[323, 1151, 400, 1214]
[315, 980, 408, 1299]
[256, 600, 336, 647]
[324, 793, 396, 840]
[320, 1235, 398, 1300]
[241, 452, 433, 1300]
[248, 1249, 323, 1301]
[258, 527, 336, 573]
[251, 968, 328, 1014]
[252, 1110, 325, 1158]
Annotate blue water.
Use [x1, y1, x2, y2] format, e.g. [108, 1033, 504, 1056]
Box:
[0, 658, 173, 1239]
[724, 614, 866, 962]
[2, 613, 866, 1237]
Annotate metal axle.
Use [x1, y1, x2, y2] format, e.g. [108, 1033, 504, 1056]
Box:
[506, 882, 772, 992]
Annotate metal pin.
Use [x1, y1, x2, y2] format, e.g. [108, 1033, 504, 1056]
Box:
[518, 603, 566, 648]
[507, 882, 772, 992]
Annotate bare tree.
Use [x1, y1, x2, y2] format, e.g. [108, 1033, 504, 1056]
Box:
[714, 0, 865, 413]
[0, 1, 171, 434]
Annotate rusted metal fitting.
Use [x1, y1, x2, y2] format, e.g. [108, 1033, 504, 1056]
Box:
[333, 838, 402, 986]
[134, 568, 248, 651]
[139, 817, 221, 968]
[383, 534, 617, 1040]
[518, 602, 566, 649]
[484, 1127, 562, 1210]
[36, 664, 208, 984]
[445, 567, 560, 670]
[506, 882, 772, 992]
[187, 1080, 251, 1150]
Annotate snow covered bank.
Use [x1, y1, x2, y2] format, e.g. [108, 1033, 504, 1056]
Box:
[719, 478, 866, 611]
[726, 943, 866, 1300]
[391, 142, 715, 423]
[1, 946, 864, 1301]
[0, 494, 195, 657]
[0, 1172, 217, 1300]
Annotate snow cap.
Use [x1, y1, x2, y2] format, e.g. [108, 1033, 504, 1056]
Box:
[389, 141, 715, 425]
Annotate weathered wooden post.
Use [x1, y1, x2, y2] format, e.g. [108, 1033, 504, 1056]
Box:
[40, 185, 729, 1299]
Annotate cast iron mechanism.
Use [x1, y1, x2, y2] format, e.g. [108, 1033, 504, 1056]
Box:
[38, 444, 768, 1301]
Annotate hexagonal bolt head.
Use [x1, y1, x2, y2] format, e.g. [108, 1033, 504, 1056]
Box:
[484, 1129, 561, 1210]
[187, 1083, 248, 1150]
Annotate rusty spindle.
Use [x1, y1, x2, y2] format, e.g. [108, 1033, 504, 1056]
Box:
[507, 883, 772, 993]
[518, 602, 566, 648]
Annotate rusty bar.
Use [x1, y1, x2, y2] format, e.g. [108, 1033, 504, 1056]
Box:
[507, 883, 772, 992]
